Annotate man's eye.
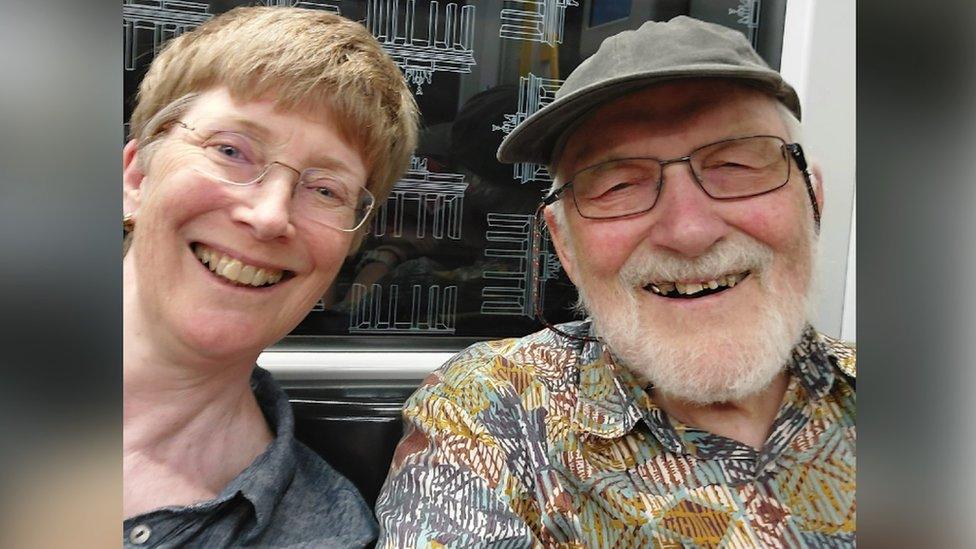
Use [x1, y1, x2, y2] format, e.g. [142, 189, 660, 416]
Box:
[593, 182, 633, 198]
[591, 177, 649, 199]
[709, 161, 755, 170]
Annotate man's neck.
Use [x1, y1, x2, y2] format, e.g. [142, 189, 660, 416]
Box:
[123, 282, 273, 518]
[653, 371, 790, 450]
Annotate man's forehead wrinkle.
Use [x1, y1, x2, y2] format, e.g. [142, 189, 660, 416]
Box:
[570, 97, 721, 168]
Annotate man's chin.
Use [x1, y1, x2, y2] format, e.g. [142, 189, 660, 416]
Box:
[608, 332, 793, 405]
[586, 288, 809, 406]
[644, 363, 786, 406]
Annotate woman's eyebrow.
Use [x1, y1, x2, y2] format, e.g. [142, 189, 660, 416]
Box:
[204, 117, 361, 177]
[309, 156, 359, 179]
[205, 117, 275, 142]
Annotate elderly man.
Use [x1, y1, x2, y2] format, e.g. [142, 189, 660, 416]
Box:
[377, 16, 855, 547]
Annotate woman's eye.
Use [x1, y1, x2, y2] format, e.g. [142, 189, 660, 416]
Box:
[305, 180, 347, 203]
[215, 144, 244, 160]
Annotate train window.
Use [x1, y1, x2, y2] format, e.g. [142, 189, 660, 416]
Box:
[124, 0, 787, 351]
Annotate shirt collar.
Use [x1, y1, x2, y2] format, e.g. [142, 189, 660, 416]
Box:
[217, 366, 297, 535]
[572, 322, 837, 446]
[787, 325, 837, 400]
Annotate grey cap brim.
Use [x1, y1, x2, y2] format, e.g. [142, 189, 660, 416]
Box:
[497, 69, 801, 167]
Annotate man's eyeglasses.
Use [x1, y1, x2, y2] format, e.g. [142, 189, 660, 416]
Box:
[169, 120, 374, 232]
[543, 135, 819, 228]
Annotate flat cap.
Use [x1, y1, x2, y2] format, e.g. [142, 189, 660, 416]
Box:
[496, 16, 801, 166]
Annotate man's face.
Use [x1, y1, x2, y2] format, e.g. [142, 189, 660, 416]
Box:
[547, 80, 822, 404]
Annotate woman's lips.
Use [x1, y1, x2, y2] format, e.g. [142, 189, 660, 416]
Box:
[192, 243, 289, 287]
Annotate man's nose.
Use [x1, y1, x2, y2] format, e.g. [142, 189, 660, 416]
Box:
[231, 164, 298, 241]
[645, 162, 729, 257]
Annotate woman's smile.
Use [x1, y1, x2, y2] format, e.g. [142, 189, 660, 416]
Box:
[191, 242, 294, 289]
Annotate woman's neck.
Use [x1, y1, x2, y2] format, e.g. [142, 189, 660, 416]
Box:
[123, 276, 273, 518]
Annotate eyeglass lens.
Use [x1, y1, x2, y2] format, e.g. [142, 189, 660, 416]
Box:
[182, 123, 372, 231]
[570, 136, 790, 219]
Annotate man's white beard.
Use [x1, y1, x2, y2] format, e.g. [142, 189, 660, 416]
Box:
[574, 227, 818, 405]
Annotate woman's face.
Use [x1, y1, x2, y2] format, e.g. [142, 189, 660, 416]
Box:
[123, 88, 367, 361]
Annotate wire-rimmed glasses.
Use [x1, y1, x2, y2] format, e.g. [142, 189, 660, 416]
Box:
[170, 120, 374, 232]
[543, 135, 819, 227]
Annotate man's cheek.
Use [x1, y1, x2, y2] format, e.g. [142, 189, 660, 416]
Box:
[582, 231, 639, 276]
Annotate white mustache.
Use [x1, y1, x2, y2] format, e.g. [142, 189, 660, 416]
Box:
[618, 233, 774, 286]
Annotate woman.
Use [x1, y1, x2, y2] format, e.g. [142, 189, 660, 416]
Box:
[122, 7, 417, 547]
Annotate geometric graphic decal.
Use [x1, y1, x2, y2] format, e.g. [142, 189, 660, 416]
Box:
[366, 0, 477, 95]
[493, 74, 564, 184]
[371, 157, 469, 240]
[499, 0, 578, 46]
[730, 0, 762, 46]
[481, 212, 560, 317]
[349, 283, 457, 333]
[122, 0, 213, 70]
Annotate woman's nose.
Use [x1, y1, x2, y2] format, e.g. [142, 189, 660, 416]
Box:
[230, 164, 298, 241]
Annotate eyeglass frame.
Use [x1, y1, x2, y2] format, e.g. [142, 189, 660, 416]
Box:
[542, 134, 820, 229]
[532, 134, 821, 343]
[162, 120, 376, 233]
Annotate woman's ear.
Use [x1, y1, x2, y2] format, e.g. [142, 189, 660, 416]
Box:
[123, 139, 146, 214]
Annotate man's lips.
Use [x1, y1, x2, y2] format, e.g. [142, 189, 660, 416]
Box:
[643, 271, 750, 299]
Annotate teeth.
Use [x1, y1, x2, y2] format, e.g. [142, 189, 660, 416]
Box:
[192, 244, 285, 287]
[238, 265, 256, 285]
[216, 255, 230, 275]
[648, 271, 748, 297]
[676, 282, 703, 295]
[222, 259, 243, 280]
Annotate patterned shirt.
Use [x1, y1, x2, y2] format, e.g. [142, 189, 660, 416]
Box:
[376, 321, 856, 548]
[123, 367, 377, 548]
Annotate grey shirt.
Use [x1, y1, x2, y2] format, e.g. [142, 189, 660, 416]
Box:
[123, 367, 377, 548]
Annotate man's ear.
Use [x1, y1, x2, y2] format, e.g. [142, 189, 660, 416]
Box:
[811, 162, 825, 214]
[122, 139, 146, 214]
[542, 205, 579, 286]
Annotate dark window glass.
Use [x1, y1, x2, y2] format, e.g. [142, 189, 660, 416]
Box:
[589, 0, 631, 27]
[123, 0, 785, 349]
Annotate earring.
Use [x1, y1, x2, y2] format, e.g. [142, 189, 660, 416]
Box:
[123, 212, 135, 233]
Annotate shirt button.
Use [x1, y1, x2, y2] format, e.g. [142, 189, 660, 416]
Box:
[129, 524, 152, 544]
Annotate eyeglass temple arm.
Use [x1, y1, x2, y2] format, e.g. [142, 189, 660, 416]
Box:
[787, 143, 821, 232]
[530, 201, 601, 343]
[541, 182, 569, 206]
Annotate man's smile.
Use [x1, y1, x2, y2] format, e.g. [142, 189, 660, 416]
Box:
[643, 271, 750, 299]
